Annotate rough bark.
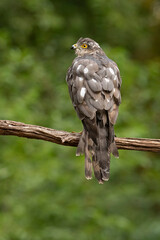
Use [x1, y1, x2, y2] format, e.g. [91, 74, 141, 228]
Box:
[0, 120, 160, 152]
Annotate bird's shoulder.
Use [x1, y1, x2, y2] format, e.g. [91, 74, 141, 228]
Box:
[70, 53, 119, 74]
[68, 54, 121, 88]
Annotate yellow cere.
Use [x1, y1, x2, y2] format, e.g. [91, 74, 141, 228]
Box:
[81, 44, 88, 48]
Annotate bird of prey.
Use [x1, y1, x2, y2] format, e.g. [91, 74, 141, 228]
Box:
[66, 37, 122, 184]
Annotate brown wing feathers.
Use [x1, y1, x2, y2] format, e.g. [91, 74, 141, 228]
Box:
[66, 53, 121, 183]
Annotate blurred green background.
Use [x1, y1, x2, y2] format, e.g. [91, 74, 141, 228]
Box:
[0, 0, 160, 239]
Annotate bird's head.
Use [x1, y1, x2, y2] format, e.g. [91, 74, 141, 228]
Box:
[71, 37, 104, 57]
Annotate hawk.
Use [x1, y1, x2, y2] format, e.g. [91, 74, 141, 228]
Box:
[66, 37, 122, 184]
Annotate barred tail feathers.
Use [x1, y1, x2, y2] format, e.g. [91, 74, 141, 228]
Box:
[95, 111, 110, 181]
[76, 129, 92, 180]
[76, 111, 118, 183]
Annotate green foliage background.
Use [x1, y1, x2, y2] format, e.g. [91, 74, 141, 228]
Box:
[0, 0, 160, 239]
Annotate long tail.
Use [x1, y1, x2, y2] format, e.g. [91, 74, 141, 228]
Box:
[94, 111, 110, 181]
[76, 110, 119, 183]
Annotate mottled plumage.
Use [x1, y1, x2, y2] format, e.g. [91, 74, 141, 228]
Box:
[66, 37, 122, 183]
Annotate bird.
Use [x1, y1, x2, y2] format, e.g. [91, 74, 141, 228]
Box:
[66, 37, 122, 184]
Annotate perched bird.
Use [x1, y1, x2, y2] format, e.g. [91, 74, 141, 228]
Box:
[66, 37, 122, 183]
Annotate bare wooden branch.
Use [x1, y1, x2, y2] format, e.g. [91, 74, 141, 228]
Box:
[0, 120, 159, 152]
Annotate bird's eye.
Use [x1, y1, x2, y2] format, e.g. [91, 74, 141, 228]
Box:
[81, 44, 88, 48]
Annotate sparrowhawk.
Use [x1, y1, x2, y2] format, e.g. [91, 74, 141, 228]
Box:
[66, 37, 122, 184]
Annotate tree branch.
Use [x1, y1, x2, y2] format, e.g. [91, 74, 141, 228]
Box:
[0, 120, 159, 152]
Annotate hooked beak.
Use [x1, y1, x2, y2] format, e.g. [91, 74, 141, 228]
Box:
[71, 44, 77, 50]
